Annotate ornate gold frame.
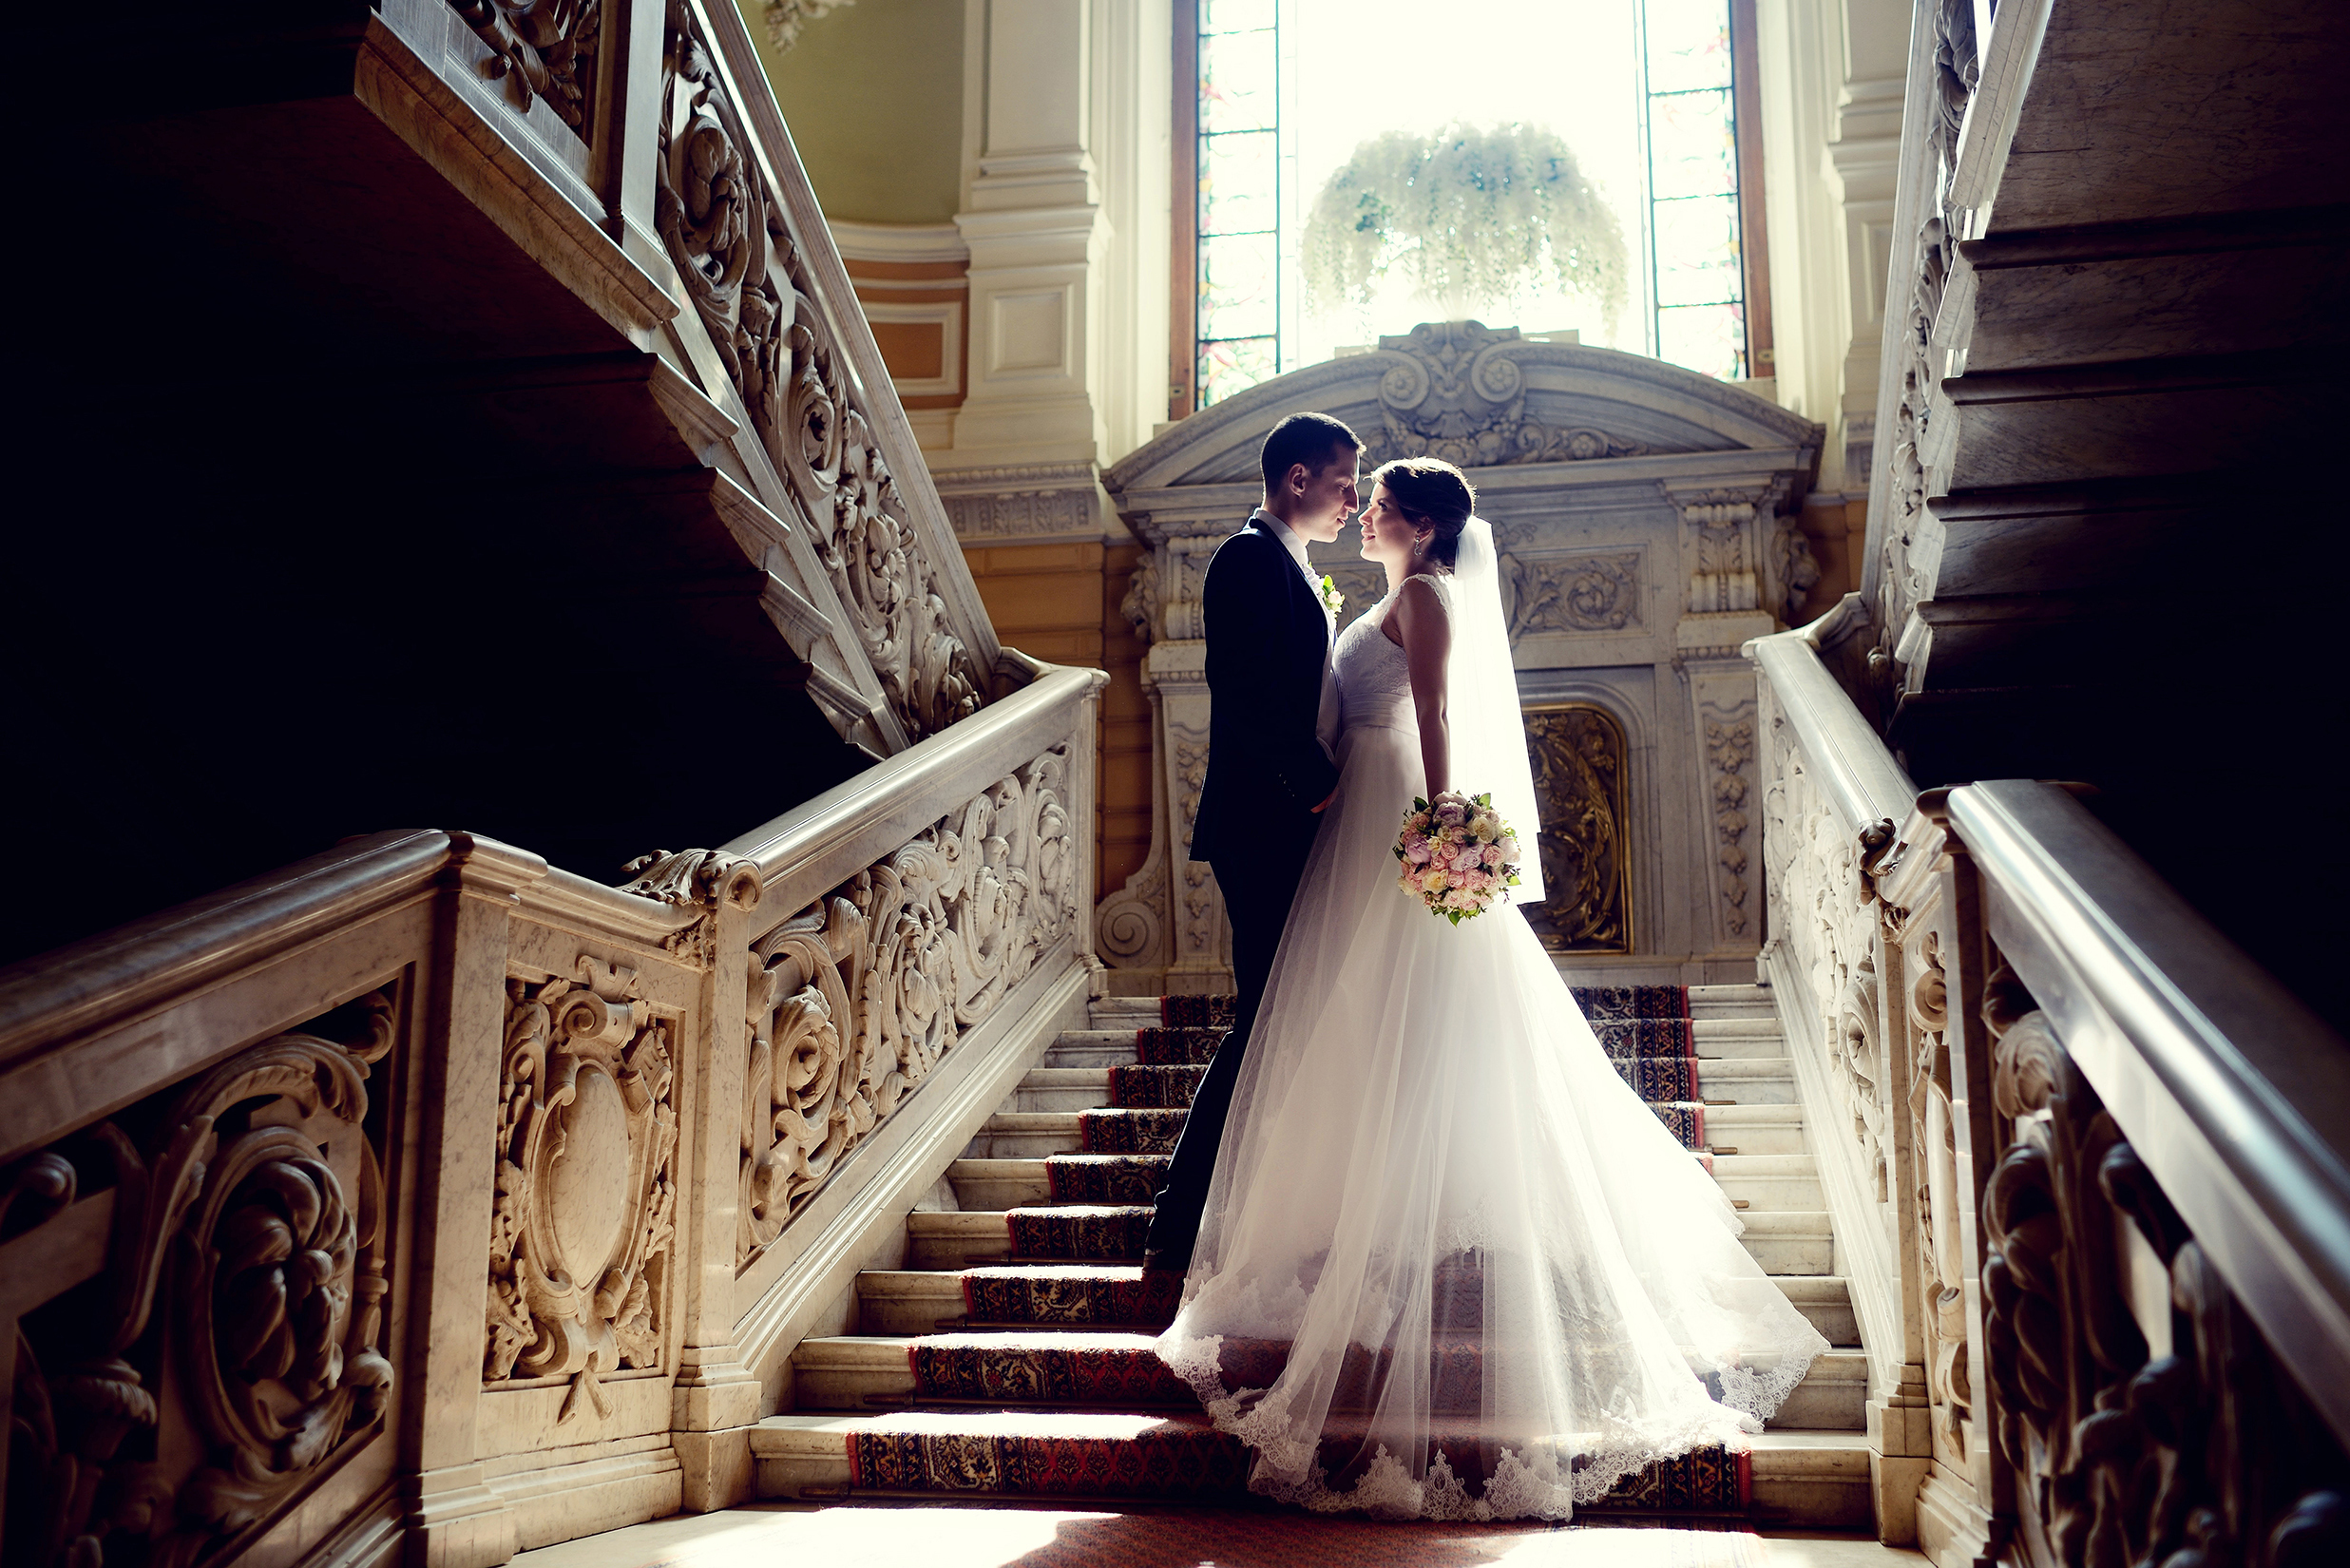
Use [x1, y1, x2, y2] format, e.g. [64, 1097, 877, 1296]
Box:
[1519, 702, 1635, 955]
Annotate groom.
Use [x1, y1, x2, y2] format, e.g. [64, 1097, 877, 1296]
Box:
[1142, 411, 1362, 1273]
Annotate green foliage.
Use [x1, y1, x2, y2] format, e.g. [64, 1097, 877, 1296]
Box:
[1304, 123, 1628, 332]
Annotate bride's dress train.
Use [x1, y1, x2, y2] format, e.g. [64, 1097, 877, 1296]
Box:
[1156, 564, 1827, 1520]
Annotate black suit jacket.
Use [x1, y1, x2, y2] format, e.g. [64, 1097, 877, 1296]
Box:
[1190, 521, 1340, 863]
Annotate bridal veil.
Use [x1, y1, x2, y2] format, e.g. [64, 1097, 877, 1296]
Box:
[1156, 531, 1826, 1520]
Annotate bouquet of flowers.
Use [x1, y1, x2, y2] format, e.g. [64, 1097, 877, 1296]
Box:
[1394, 792, 1524, 924]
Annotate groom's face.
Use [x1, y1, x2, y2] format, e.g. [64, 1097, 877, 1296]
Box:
[1289, 451, 1361, 544]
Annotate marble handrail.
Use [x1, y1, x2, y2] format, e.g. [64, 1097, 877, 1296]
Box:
[1944, 779, 2350, 1447]
[1748, 626, 1917, 838]
[725, 662, 1109, 929]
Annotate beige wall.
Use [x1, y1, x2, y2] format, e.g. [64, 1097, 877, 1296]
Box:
[755, 0, 965, 224]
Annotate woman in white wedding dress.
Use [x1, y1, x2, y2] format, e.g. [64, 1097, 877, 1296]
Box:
[1156, 457, 1826, 1520]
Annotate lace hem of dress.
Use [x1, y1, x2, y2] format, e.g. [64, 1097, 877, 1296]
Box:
[1157, 1324, 1812, 1522]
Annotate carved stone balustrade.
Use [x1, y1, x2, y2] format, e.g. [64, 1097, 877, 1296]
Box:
[364, 0, 1003, 756]
[0, 666, 1101, 1567]
[1748, 616, 2350, 1567]
[1100, 321, 1823, 992]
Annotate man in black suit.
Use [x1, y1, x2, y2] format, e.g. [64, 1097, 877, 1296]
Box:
[1142, 411, 1362, 1272]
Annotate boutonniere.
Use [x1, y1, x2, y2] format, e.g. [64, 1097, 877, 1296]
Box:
[1318, 574, 1345, 616]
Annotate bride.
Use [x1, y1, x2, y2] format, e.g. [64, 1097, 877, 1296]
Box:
[1156, 456, 1827, 1520]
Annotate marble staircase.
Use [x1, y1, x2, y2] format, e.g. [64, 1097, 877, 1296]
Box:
[750, 985, 1874, 1524]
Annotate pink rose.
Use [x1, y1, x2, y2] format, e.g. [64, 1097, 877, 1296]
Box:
[1482, 845, 1502, 868]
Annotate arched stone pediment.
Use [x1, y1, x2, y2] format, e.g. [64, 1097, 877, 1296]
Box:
[1106, 321, 1821, 517]
[1097, 321, 1827, 994]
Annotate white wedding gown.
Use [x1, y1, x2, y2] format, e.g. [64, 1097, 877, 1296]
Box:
[1156, 570, 1827, 1520]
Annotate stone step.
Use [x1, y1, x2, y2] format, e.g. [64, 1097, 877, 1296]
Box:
[1046, 1018, 1782, 1070]
[1691, 1058, 1797, 1104]
[946, 1152, 1823, 1214]
[965, 1107, 1810, 1160]
[1014, 1058, 1797, 1112]
[748, 1415, 1869, 1527]
[852, 1266, 1860, 1346]
[1688, 1103, 1808, 1157]
[789, 1332, 1864, 1430]
[972, 1101, 1810, 1159]
[904, 1208, 1836, 1275]
[1011, 1066, 1119, 1111]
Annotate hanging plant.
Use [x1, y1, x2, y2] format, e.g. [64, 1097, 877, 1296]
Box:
[1304, 123, 1628, 331]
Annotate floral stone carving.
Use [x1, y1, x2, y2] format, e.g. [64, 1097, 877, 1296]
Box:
[1366, 321, 1648, 469]
[453, 0, 603, 139]
[655, 0, 983, 742]
[2, 994, 396, 1567]
[741, 745, 1079, 1261]
[487, 962, 678, 1423]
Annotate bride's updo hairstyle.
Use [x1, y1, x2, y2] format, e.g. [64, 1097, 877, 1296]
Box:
[1371, 457, 1477, 569]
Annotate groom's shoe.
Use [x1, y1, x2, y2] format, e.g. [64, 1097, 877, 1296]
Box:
[1140, 1246, 1190, 1275]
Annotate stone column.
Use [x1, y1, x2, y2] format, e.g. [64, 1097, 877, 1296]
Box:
[406, 836, 544, 1568]
[659, 857, 769, 1512]
[929, 0, 1171, 544]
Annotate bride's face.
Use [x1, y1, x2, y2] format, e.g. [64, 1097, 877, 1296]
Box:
[1357, 482, 1431, 572]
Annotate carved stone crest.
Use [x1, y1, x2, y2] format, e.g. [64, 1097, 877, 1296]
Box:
[487, 962, 679, 1424]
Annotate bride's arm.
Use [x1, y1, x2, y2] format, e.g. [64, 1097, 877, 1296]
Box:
[1391, 576, 1453, 797]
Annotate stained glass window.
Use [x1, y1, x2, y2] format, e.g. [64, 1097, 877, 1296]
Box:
[1196, 2, 1283, 406]
[1641, 0, 1748, 380]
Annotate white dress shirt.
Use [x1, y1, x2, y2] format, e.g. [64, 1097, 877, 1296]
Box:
[1252, 507, 1345, 763]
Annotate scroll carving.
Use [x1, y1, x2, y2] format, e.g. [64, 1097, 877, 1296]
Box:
[656, 0, 983, 740]
[1365, 321, 1648, 468]
[1503, 552, 1642, 639]
[2, 994, 397, 1566]
[1875, 0, 1981, 682]
[1904, 929, 1973, 1455]
[1980, 982, 2350, 1568]
[620, 846, 762, 966]
[455, 0, 602, 139]
[487, 963, 678, 1423]
[1520, 704, 1631, 953]
[741, 745, 1079, 1263]
[1701, 703, 1756, 939]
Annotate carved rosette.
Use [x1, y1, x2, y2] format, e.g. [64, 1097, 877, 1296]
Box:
[1365, 322, 1648, 468]
[2, 994, 397, 1567]
[486, 963, 679, 1423]
[740, 745, 1079, 1262]
[655, 0, 983, 742]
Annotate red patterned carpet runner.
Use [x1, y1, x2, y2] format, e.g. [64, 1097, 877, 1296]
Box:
[1079, 1108, 1186, 1154]
[846, 1412, 1253, 1499]
[960, 1265, 1181, 1327]
[854, 985, 1755, 1518]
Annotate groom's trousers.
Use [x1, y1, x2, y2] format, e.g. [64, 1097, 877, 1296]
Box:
[1142, 826, 1318, 1268]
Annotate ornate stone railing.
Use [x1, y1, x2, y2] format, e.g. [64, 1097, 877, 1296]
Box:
[1750, 620, 2350, 1567]
[0, 664, 1102, 1567]
[368, 0, 1000, 753]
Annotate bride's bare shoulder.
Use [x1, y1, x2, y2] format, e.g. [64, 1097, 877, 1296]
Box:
[1382, 574, 1450, 646]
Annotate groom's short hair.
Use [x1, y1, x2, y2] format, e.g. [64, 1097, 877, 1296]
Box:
[1259, 412, 1362, 489]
